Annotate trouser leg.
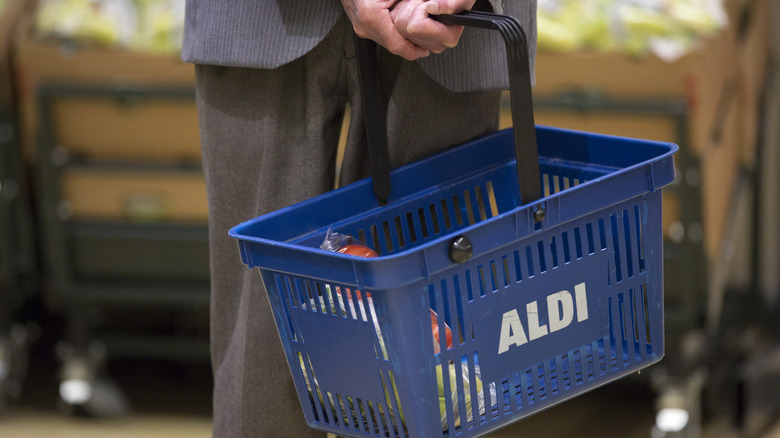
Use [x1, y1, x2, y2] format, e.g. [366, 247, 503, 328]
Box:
[195, 19, 350, 438]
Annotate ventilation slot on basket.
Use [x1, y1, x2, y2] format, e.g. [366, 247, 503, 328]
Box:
[536, 363, 548, 400]
[548, 357, 561, 396]
[525, 246, 535, 278]
[642, 283, 653, 355]
[335, 395, 351, 431]
[585, 343, 596, 381]
[573, 227, 584, 259]
[542, 172, 584, 197]
[608, 284, 653, 370]
[477, 335, 612, 429]
[288, 278, 319, 313]
[349, 398, 364, 433]
[463, 223, 615, 304]
[380, 370, 409, 438]
[511, 250, 523, 285]
[355, 398, 372, 435]
[326, 391, 402, 437]
[560, 232, 571, 264]
[438, 353, 486, 436]
[298, 352, 329, 424]
[609, 207, 647, 283]
[430, 277, 474, 353]
[560, 352, 571, 390]
[366, 292, 390, 361]
[523, 368, 535, 406]
[586, 222, 596, 255]
[337, 288, 389, 361]
[635, 206, 646, 273]
[475, 352, 488, 424]
[285, 279, 368, 320]
[597, 338, 608, 376]
[349, 182, 501, 257]
[474, 256, 511, 298]
[276, 275, 301, 343]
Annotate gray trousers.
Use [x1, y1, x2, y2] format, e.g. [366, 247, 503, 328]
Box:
[195, 16, 501, 438]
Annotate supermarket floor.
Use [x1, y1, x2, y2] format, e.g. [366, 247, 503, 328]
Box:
[0, 352, 656, 438]
[2, 348, 778, 438]
[0, 267, 775, 436]
[0, 350, 214, 438]
[0, 311, 778, 438]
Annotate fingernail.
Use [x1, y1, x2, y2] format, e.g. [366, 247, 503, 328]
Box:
[425, 2, 439, 15]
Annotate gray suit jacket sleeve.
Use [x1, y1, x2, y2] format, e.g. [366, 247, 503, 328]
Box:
[181, 0, 345, 70]
[181, 0, 536, 92]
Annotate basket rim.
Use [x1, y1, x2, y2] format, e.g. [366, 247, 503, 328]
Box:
[229, 126, 678, 288]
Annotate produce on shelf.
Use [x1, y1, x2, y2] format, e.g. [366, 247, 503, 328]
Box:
[33, 0, 727, 60]
[132, 0, 184, 54]
[34, 0, 184, 55]
[538, 0, 727, 60]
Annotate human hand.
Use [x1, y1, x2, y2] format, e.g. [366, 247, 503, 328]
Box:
[390, 0, 476, 53]
[341, 0, 430, 61]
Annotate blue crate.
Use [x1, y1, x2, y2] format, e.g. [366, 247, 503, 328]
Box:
[230, 125, 677, 438]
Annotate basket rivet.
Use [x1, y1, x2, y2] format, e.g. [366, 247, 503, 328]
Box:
[534, 207, 546, 223]
[449, 236, 473, 264]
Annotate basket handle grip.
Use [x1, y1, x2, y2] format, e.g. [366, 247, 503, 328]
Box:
[355, 10, 542, 205]
[354, 36, 392, 202]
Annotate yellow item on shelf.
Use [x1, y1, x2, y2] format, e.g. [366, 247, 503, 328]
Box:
[537, 0, 726, 60]
[34, 0, 184, 55]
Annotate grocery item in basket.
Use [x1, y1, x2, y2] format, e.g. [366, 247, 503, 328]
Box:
[432, 309, 489, 431]
[320, 228, 378, 258]
[337, 244, 378, 258]
[320, 229, 485, 431]
[319, 228, 358, 253]
[430, 308, 453, 354]
[437, 360, 486, 430]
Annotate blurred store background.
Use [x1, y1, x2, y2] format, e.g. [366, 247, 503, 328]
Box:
[0, 0, 779, 436]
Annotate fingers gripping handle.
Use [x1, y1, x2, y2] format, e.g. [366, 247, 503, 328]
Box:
[356, 11, 542, 205]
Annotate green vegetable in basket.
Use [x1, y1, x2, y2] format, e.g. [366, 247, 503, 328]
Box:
[436, 361, 485, 429]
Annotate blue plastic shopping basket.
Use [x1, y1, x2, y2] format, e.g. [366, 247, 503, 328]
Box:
[230, 12, 678, 438]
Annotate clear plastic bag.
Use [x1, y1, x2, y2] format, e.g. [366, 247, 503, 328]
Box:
[433, 308, 492, 431]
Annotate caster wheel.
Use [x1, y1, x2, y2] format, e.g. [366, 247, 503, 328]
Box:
[57, 341, 130, 417]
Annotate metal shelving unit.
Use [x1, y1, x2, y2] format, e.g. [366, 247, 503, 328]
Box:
[530, 90, 759, 437]
[0, 107, 36, 413]
[0, 0, 36, 410]
[34, 84, 210, 414]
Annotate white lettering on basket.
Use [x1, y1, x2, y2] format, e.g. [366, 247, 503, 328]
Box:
[498, 282, 589, 355]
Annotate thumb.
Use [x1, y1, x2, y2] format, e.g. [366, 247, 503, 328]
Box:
[424, 1, 440, 15]
[430, 0, 476, 15]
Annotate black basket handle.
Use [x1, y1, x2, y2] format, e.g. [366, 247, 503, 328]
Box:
[354, 36, 393, 202]
[355, 10, 542, 206]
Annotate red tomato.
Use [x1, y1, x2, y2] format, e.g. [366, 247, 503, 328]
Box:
[337, 244, 378, 258]
[430, 309, 454, 350]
